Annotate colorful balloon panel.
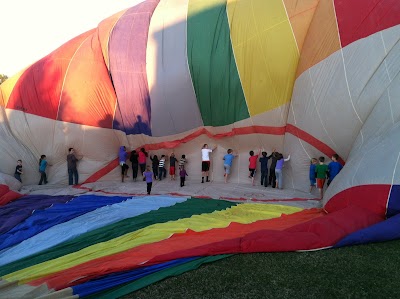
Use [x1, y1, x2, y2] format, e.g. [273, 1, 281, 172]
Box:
[0, 0, 399, 250]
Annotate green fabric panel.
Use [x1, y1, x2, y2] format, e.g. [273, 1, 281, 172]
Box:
[0, 198, 236, 277]
[87, 255, 232, 299]
[187, 0, 249, 126]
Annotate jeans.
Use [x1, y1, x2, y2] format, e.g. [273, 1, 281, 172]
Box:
[132, 163, 138, 180]
[260, 170, 268, 187]
[275, 168, 283, 189]
[158, 167, 166, 180]
[68, 169, 79, 185]
[147, 182, 152, 194]
[39, 171, 48, 185]
[269, 168, 276, 188]
[152, 166, 159, 179]
[14, 173, 22, 182]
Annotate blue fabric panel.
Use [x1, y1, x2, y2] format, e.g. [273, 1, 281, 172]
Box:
[0, 195, 131, 251]
[72, 257, 197, 297]
[0, 195, 73, 234]
[0, 195, 186, 266]
[386, 185, 400, 218]
[334, 213, 400, 247]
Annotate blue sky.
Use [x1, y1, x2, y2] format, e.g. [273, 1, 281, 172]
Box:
[0, 0, 143, 76]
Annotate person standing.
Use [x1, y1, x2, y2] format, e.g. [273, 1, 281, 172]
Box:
[179, 166, 188, 187]
[67, 148, 81, 185]
[169, 153, 178, 180]
[223, 149, 236, 183]
[201, 144, 216, 183]
[38, 155, 48, 185]
[327, 154, 343, 186]
[14, 159, 23, 183]
[150, 154, 159, 180]
[259, 152, 269, 187]
[315, 156, 328, 199]
[119, 146, 129, 182]
[158, 155, 167, 181]
[138, 148, 148, 178]
[268, 151, 279, 188]
[129, 150, 139, 181]
[143, 166, 153, 195]
[274, 153, 290, 189]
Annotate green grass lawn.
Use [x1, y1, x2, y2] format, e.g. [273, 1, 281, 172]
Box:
[122, 240, 400, 299]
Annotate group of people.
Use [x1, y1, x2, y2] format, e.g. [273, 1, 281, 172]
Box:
[220, 147, 290, 188]
[118, 146, 189, 194]
[309, 154, 343, 199]
[13, 145, 342, 199]
[13, 148, 81, 186]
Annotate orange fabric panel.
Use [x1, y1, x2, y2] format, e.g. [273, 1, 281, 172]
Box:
[5, 30, 95, 119]
[97, 9, 128, 70]
[283, 0, 319, 52]
[57, 29, 117, 128]
[295, 0, 341, 77]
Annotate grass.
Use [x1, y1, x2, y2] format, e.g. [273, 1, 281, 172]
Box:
[121, 240, 400, 299]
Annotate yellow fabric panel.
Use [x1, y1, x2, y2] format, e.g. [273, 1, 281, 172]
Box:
[295, 0, 341, 77]
[227, 0, 299, 116]
[0, 69, 26, 107]
[283, 0, 319, 52]
[6, 203, 302, 283]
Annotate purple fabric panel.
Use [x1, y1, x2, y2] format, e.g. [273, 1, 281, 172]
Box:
[0, 195, 73, 234]
[109, 0, 160, 135]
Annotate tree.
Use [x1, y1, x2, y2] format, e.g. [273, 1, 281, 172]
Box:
[0, 74, 8, 85]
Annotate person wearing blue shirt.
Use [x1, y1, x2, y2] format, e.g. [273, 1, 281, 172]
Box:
[309, 158, 317, 193]
[223, 149, 236, 183]
[327, 153, 343, 186]
[38, 155, 48, 185]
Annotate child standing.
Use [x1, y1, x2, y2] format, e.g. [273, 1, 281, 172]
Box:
[169, 153, 178, 180]
[309, 158, 317, 193]
[179, 154, 187, 168]
[259, 152, 269, 187]
[327, 153, 343, 186]
[158, 155, 166, 181]
[248, 149, 261, 186]
[138, 148, 148, 178]
[38, 155, 48, 185]
[150, 155, 159, 180]
[275, 153, 290, 189]
[223, 149, 236, 183]
[119, 146, 129, 182]
[315, 156, 328, 199]
[143, 166, 153, 195]
[179, 166, 188, 187]
[14, 160, 23, 183]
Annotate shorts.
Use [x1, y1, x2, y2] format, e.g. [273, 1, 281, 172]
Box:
[202, 161, 210, 172]
[169, 166, 176, 175]
[120, 163, 129, 174]
[316, 178, 325, 189]
[249, 168, 256, 178]
[310, 178, 316, 186]
[224, 164, 231, 174]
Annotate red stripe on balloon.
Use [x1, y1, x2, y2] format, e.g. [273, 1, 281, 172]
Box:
[81, 124, 343, 184]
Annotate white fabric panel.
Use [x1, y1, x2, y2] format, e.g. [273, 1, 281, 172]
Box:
[0, 195, 187, 266]
[343, 31, 388, 121]
[282, 133, 326, 193]
[324, 121, 400, 204]
[308, 52, 362, 157]
[147, 0, 203, 137]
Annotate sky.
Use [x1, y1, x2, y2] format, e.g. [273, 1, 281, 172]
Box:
[0, 0, 144, 76]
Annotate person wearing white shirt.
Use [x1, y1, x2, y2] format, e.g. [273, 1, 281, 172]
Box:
[201, 144, 216, 183]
